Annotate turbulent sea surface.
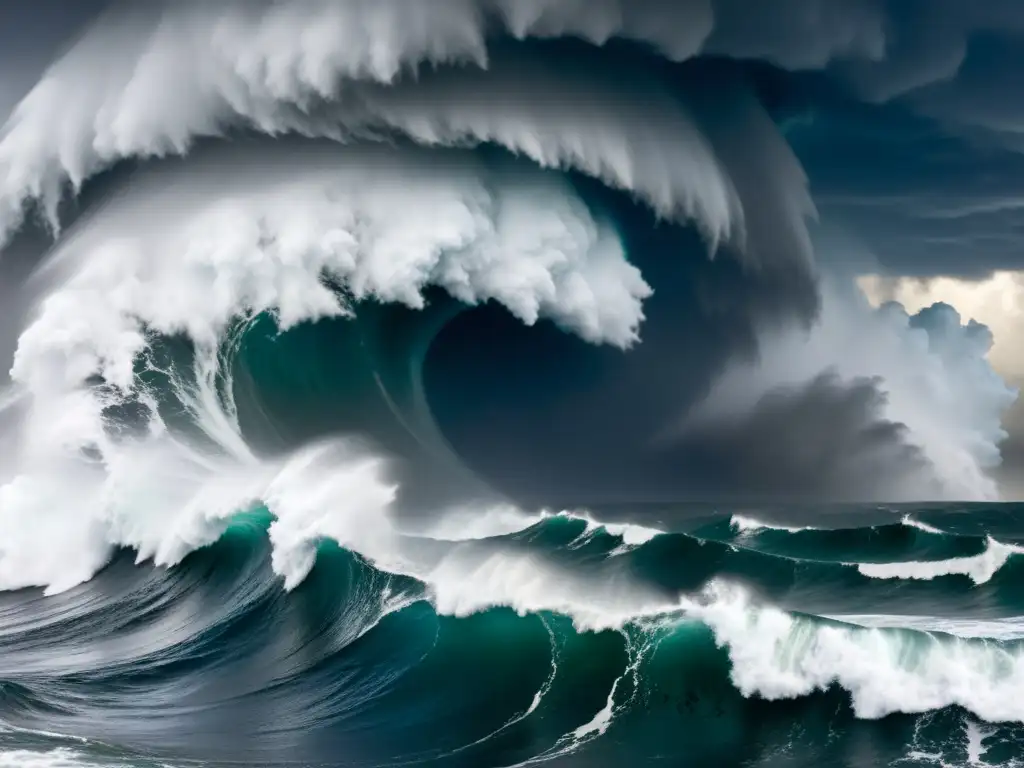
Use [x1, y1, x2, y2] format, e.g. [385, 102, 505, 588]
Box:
[4, 496, 1024, 767]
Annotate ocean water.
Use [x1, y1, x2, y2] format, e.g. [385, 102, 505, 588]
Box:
[2, 500, 1024, 767]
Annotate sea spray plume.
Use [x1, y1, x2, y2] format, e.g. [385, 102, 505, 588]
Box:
[344, 51, 743, 249]
[674, 280, 1016, 501]
[0, 0, 745, 252]
[690, 579, 1024, 723]
[0, 2, 109, 122]
[677, 371, 938, 502]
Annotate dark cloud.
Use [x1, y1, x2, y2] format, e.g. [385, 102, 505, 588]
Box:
[674, 371, 939, 502]
[755, 67, 1024, 279]
[699, 1, 1024, 281]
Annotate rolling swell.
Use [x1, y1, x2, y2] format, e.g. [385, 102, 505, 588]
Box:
[2, 510, 1024, 766]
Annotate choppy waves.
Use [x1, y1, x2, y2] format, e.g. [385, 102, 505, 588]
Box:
[0, 504, 1023, 766]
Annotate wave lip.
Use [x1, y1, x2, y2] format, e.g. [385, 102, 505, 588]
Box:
[900, 514, 946, 535]
[729, 513, 814, 534]
[687, 579, 1024, 724]
[413, 507, 663, 548]
[855, 537, 1024, 585]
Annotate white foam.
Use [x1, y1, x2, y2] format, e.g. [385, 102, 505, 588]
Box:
[421, 544, 676, 633]
[966, 720, 996, 766]
[570, 631, 649, 742]
[138, 438, 676, 634]
[0, 751, 84, 768]
[0, 748, 143, 768]
[438, 615, 562, 762]
[554, 510, 663, 548]
[687, 580, 1024, 723]
[901, 714, 1004, 768]
[731, 512, 961, 540]
[900, 514, 946, 535]
[729, 514, 812, 534]
[856, 537, 1024, 585]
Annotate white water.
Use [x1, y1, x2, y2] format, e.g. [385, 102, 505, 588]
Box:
[732, 511, 955, 538]
[0, 1, 751, 251]
[0, 751, 100, 768]
[687, 580, 1024, 723]
[730, 514, 814, 534]
[413, 506, 663, 547]
[559, 510, 663, 549]
[0, 748, 181, 768]
[966, 721, 997, 766]
[857, 537, 1024, 585]
[901, 514, 946, 535]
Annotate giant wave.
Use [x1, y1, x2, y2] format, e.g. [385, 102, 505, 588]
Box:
[0, 2, 1023, 767]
